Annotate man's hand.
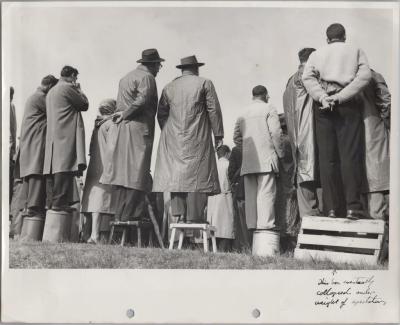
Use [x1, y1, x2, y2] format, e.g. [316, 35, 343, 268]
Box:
[214, 136, 223, 151]
[320, 96, 335, 111]
[112, 112, 124, 124]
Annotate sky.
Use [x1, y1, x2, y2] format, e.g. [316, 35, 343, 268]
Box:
[2, 2, 395, 174]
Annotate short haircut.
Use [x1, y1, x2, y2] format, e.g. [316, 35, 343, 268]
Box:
[326, 23, 346, 40]
[217, 145, 231, 156]
[298, 48, 316, 63]
[10, 86, 14, 98]
[252, 85, 268, 97]
[60, 65, 79, 78]
[41, 75, 58, 87]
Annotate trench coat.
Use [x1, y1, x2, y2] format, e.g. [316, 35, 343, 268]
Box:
[81, 118, 117, 214]
[207, 157, 235, 238]
[19, 88, 47, 177]
[360, 70, 390, 193]
[283, 64, 318, 185]
[43, 79, 88, 175]
[152, 71, 224, 193]
[100, 65, 158, 190]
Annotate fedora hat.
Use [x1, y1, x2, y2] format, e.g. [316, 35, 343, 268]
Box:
[176, 55, 205, 69]
[137, 48, 165, 63]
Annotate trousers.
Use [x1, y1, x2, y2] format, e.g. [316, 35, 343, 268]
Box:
[171, 192, 207, 222]
[244, 173, 276, 230]
[314, 100, 364, 213]
[114, 186, 144, 221]
[50, 172, 77, 208]
[23, 175, 46, 211]
[297, 181, 320, 217]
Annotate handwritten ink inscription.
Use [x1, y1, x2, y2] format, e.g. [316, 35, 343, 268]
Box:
[314, 271, 386, 308]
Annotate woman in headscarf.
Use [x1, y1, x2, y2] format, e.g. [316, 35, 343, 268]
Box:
[81, 99, 117, 244]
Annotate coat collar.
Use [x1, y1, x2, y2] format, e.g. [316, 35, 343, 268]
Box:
[137, 64, 152, 75]
[182, 70, 197, 76]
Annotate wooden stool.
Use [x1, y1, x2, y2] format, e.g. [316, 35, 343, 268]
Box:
[294, 216, 385, 265]
[169, 223, 217, 253]
[109, 220, 153, 247]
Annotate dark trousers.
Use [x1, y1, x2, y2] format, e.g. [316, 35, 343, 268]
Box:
[115, 186, 144, 221]
[314, 100, 363, 213]
[50, 172, 76, 208]
[171, 192, 207, 222]
[23, 175, 46, 211]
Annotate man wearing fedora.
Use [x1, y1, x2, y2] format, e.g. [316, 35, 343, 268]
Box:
[153, 55, 224, 223]
[100, 48, 164, 222]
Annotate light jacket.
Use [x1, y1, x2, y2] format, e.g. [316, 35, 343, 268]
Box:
[233, 99, 284, 176]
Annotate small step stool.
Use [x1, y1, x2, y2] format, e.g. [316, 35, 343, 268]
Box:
[294, 216, 385, 265]
[169, 223, 217, 253]
[109, 220, 153, 247]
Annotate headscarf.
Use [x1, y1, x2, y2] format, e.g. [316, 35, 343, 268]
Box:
[98, 98, 117, 116]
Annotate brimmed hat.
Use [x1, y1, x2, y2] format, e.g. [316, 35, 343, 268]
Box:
[137, 48, 165, 63]
[176, 55, 205, 69]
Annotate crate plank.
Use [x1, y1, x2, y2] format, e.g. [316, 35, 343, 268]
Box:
[294, 248, 378, 265]
[301, 216, 385, 234]
[170, 223, 216, 231]
[298, 234, 382, 249]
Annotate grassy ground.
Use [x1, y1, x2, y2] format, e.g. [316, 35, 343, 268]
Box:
[9, 239, 386, 269]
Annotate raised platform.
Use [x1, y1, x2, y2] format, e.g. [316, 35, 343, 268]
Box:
[169, 223, 217, 252]
[294, 216, 385, 265]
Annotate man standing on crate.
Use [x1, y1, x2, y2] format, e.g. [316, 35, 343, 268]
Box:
[43, 66, 89, 211]
[100, 49, 164, 222]
[19, 75, 59, 217]
[302, 23, 371, 220]
[153, 55, 224, 223]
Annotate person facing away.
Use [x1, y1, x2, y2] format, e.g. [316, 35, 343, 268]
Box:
[302, 23, 371, 220]
[233, 85, 284, 235]
[152, 55, 224, 223]
[43, 65, 89, 212]
[81, 99, 118, 244]
[100, 49, 163, 222]
[19, 75, 59, 217]
[283, 47, 321, 218]
[207, 145, 235, 252]
[10, 86, 17, 204]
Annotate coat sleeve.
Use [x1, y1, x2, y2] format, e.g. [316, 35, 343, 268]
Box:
[157, 88, 170, 130]
[67, 86, 89, 111]
[333, 49, 372, 104]
[302, 52, 329, 103]
[122, 74, 155, 120]
[228, 148, 241, 185]
[372, 71, 391, 129]
[9, 103, 16, 160]
[233, 118, 242, 147]
[267, 108, 284, 159]
[204, 80, 224, 138]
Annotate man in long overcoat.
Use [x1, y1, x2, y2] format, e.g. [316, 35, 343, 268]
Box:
[43, 66, 89, 211]
[19, 75, 58, 216]
[153, 55, 224, 223]
[10, 87, 17, 204]
[283, 47, 321, 218]
[100, 49, 164, 221]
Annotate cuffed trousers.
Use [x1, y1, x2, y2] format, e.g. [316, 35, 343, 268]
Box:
[314, 100, 364, 213]
[297, 181, 320, 217]
[244, 173, 276, 230]
[23, 175, 46, 211]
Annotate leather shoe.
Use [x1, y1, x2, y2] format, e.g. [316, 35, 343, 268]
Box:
[346, 210, 365, 220]
[327, 210, 337, 218]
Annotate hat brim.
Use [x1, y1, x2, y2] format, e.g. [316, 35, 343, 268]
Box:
[137, 58, 165, 63]
[176, 62, 205, 69]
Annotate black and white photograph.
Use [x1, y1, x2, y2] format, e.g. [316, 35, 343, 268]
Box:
[2, 1, 399, 323]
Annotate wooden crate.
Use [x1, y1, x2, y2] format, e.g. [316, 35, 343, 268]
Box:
[294, 216, 385, 265]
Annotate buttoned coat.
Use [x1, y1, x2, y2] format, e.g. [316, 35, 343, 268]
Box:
[233, 99, 284, 176]
[283, 65, 318, 185]
[360, 70, 390, 193]
[152, 72, 224, 193]
[19, 88, 47, 177]
[43, 79, 88, 175]
[100, 65, 158, 190]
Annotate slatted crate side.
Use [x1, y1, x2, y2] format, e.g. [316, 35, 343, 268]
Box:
[301, 216, 385, 234]
[297, 234, 382, 250]
[294, 248, 379, 265]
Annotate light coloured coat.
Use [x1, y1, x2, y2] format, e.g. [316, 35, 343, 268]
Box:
[152, 71, 224, 193]
[207, 156, 234, 239]
[43, 79, 89, 175]
[233, 99, 284, 176]
[100, 65, 158, 191]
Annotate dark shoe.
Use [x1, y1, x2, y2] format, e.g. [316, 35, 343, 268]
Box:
[186, 219, 208, 224]
[346, 210, 365, 220]
[178, 215, 187, 223]
[327, 210, 337, 218]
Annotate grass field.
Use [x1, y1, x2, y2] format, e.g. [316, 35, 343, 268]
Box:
[9, 239, 387, 270]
